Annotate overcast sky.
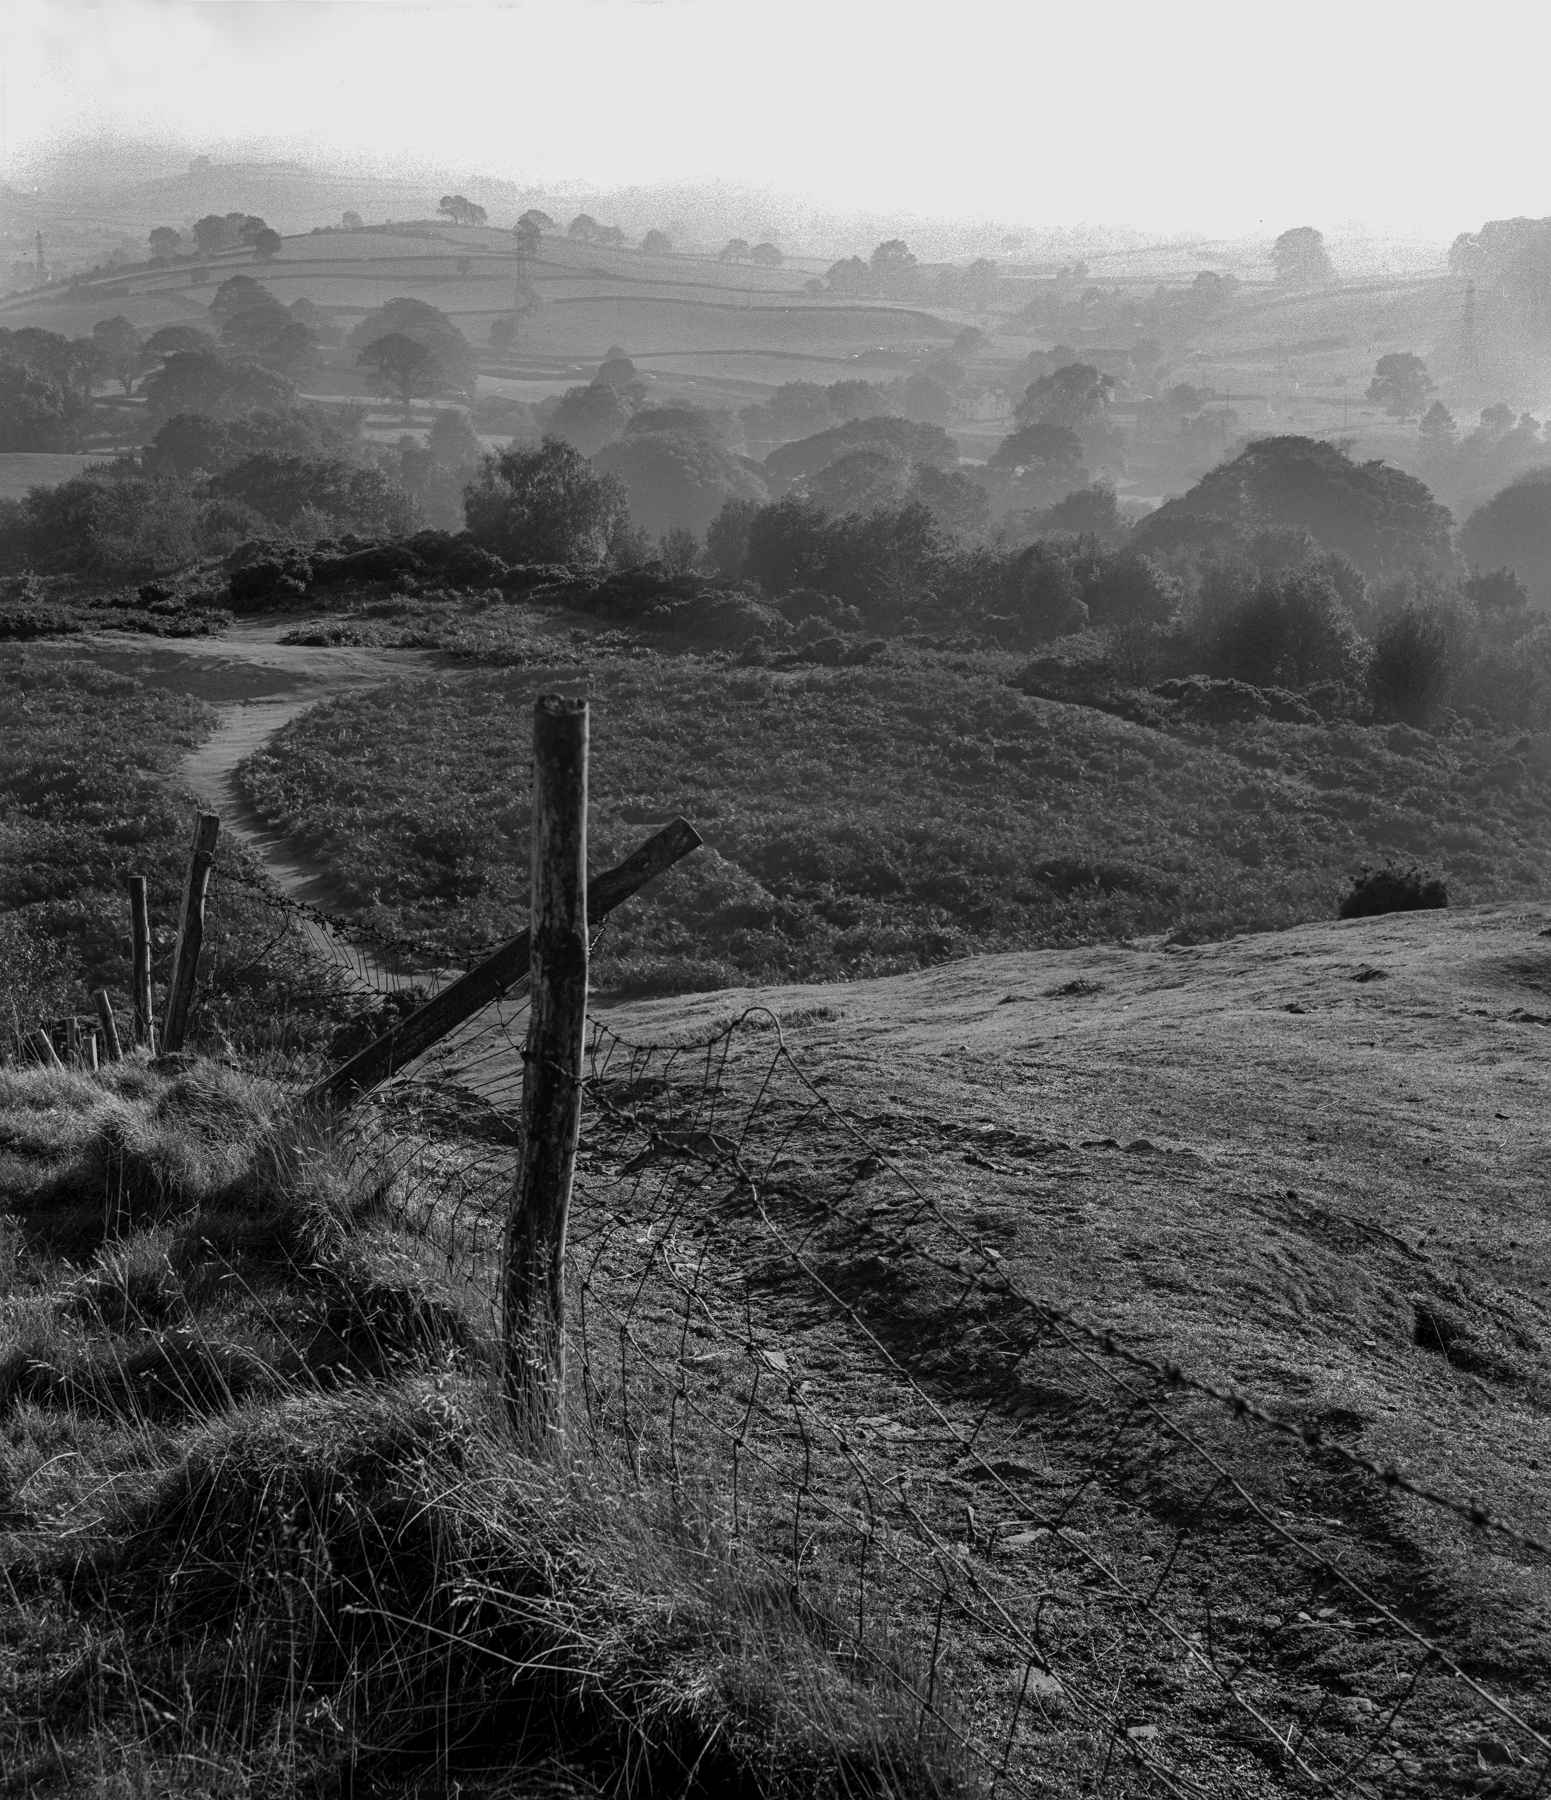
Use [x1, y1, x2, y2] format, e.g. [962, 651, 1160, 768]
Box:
[1, 0, 1545, 240]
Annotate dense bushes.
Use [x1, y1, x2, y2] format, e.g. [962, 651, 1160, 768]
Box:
[1338, 864, 1448, 919]
[1205, 567, 1363, 690]
[464, 437, 629, 564]
[1367, 603, 1452, 725]
[0, 469, 265, 579]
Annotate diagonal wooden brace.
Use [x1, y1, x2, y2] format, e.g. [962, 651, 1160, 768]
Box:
[307, 816, 702, 1111]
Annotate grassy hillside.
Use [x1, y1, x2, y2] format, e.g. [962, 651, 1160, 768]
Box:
[227, 598, 1551, 994]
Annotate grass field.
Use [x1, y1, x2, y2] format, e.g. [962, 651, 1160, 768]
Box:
[227, 595, 1551, 994]
[0, 453, 106, 500]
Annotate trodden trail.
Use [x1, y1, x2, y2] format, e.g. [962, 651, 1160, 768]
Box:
[65, 621, 454, 991]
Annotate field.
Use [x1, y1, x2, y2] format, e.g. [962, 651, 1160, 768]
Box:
[6, 213, 1533, 489]
[0, 454, 105, 500]
[216, 592, 1551, 994]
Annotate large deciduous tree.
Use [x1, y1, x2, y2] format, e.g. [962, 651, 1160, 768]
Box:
[357, 333, 454, 412]
[1014, 362, 1114, 430]
[1366, 352, 1434, 420]
[1133, 435, 1454, 579]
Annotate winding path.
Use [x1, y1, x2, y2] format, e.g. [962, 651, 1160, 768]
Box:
[73, 621, 451, 991]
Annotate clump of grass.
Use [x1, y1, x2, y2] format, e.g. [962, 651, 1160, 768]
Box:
[1, 1059, 972, 1798]
[1338, 861, 1449, 919]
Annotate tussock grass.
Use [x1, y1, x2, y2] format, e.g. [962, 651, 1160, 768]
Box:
[0, 1058, 971, 1798]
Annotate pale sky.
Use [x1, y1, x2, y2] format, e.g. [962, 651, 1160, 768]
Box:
[1, 0, 1546, 240]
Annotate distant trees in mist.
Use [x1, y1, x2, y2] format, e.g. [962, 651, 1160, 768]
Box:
[1271, 227, 1333, 286]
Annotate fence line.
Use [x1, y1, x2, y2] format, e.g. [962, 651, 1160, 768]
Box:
[7, 838, 1549, 1795]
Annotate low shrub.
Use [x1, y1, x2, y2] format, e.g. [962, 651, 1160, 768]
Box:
[1338, 862, 1448, 919]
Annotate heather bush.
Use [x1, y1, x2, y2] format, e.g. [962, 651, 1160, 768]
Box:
[1338, 863, 1448, 918]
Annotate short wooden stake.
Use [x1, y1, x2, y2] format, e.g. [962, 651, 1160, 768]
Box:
[128, 875, 156, 1053]
[63, 1017, 80, 1066]
[93, 989, 123, 1063]
[83, 1030, 99, 1073]
[503, 696, 589, 1452]
[161, 813, 220, 1054]
[29, 1029, 63, 1070]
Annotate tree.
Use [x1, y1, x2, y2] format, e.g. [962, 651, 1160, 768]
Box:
[824, 256, 873, 296]
[1209, 567, 1361, 688]
[594, 428, 768, 536]
[513, 217, 543, 260]
[0, 363, 91, 451]
[428, 407, 481, 469]
[871, 239, 917, 277]
[142, 350, 297, 424]
[357, 333, 455, 412]
[252, 228, 283, 262]
[986, 422, 1087, 501]
[191, 212, 268, 256]
[1368, 603, 1452, 725]
[519, 208, 554, 231]
[1014, 362, 1114, 430]
[596, 225, 626, 248]
[1459, 469, 1551, 604]
[91, 316, 142, 395]
[1271, 227, 1333, 286]
[148, 226, 183, 263]
[908, 463, 991, 538]
[1135, 435, 1454, 579]
[1366, 352, 1434, 420]
[567, 214, 600, 242]
[750, 242, 782, 266]
[463, 436, 629, 564]
[641, 228, 672, 256]
[438, 194, 487, 227]
[222, 307, 321, 376]
[342, 211, 364, 229]
[211, 453, 410, 534]
[548, 381, 632, 454]
[806, 447, 913, 516]
[1418, 400, 1457, 455]
[764, 415, 956, 488]
[140, 324, 218, 365]
[349, 297, 474, 396]
[720, 238, 751, 262]
[706, 496, 762, 576]
[210, 275, 273, 322]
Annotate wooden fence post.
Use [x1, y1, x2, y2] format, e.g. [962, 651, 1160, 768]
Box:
[503, 696, 589, 1452]
[93, 990, 123, 1063]
[29, 1029, 63, 1070]
[128, 876, 156, 1053]
[161, 813, 220, 1055]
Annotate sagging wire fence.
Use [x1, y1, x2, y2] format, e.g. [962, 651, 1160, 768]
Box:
[7, 808, 1550, 1796]
[321, 986, 1551, 1799]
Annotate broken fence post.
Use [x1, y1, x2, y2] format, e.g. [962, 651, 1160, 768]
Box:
[93, 989, 123, 1063]
[161, 813, 220, 1054]
[306, 815, 702, 1112]
[128, 875, 156, 1053]
[503, 695, 589, 1451]
[29, 1029, 63, 1070]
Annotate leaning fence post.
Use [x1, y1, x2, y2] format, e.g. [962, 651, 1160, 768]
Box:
[29, 1029, 63, 1070]
[503, 696, 589, 1452]
[93, 990, 122, 1063]
[161, 813, 220, 1055]
[128, 875, 156, 1053]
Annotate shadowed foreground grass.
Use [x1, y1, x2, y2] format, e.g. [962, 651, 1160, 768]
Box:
[0, 1058, 968, 1799]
